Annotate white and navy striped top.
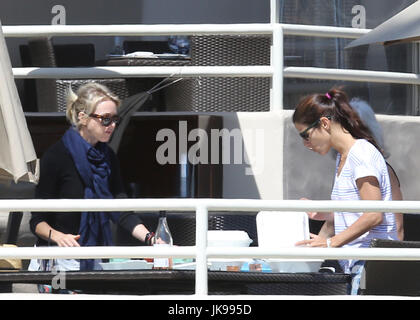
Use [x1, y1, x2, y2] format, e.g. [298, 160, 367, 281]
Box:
[331, 139, 397, 273]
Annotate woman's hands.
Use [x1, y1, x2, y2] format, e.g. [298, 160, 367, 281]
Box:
[296, 233, 331, 247]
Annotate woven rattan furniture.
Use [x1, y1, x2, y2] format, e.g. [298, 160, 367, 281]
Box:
[54, 78, 129, 112]
[21, 38, 130, 112]
[362, 238, 420, 296]
[97, 56, 191, 111]
[0, 270, 350, 295]
[115, 211, 258, 247]
[164, 35, 271, 112]
[101, 57, 190, 67]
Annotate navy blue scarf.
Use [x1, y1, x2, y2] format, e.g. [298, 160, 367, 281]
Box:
[62, 128, 119, 270]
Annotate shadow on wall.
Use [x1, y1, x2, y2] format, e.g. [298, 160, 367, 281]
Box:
[379, 115, 420, 241]
[283, 110, 335, 201]
[283, 110, 335, 234]
[221, 113, 262, 199]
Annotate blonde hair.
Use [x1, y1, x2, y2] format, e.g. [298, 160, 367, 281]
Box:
[66, 82, 121, 129]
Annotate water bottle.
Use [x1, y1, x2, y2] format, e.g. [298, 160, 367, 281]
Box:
[110, 36, 125, 56]
[153, 211, 173, 269]
[168, 36, 190, 55]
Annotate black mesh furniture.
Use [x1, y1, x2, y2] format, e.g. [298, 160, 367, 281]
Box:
[0, 270, 350, 295]
[54, 78, 129, 112]
[362, 238, 420, 296]
[20, 38, 129, 112]
[164, 35, 271, 112]
[115, 211, 258, 247]
[96, 54, 191, 112]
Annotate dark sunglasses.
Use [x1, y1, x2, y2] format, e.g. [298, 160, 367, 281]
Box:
[89, 113, 121, 127]
[299, 115, 331, 141]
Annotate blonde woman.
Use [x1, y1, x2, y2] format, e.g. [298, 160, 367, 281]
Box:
[30, 83, 155, 274]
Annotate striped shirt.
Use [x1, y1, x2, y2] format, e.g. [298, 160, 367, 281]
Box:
[331, 139, 397, 273]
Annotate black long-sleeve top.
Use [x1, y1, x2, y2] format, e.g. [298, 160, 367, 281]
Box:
[30, 139, 143, 246]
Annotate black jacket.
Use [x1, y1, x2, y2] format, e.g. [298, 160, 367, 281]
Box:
[30, 139, 143, 246]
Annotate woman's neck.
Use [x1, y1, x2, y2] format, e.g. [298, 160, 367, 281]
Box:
[79, 128, 97, 146]
[331, 126, 356, 157]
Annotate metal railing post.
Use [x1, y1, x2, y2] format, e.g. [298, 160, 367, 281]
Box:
[270, 24, 283, 112]
[270, 0, 280, 24]
[195, 205, 208, 296]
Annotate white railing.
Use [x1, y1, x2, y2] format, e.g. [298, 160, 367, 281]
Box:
[1, 199, 420, 296]
[3, 2, 420, 297]
[5, 22, 420, 112]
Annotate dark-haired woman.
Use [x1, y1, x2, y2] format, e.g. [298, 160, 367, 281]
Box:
[293, 88, 398, 295]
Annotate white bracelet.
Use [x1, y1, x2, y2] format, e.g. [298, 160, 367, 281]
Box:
[326, 238, 332, 248]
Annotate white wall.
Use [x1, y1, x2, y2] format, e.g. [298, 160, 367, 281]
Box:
[221, 112, 284, 200]
[222, 111, 419, 201]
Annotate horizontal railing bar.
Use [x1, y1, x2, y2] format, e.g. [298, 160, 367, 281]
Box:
[2, 198, 420, 214]
[284, 67, 420, 85]
[2, 23, 369, 38]
[0, 246, 196, 260]
[206, 247, 420, 261]
[2, 24, 273, 37]
[0, 246, 420, 261]
[12, 66, 420, 86]
[281, 23, 369, 39]
[205, 199, 420, 213]
[12, 66, 273, 79]
[0, 198, 195, 212]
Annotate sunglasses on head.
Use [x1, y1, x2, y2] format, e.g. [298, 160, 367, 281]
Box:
[299, 115, 331, 141]
[89, 113, 121, 127]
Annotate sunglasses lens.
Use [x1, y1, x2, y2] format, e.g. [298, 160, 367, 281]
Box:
[100, 116, 120, 127]
[112, 116, 121, 125]
[101, 118, 112, 126]
[300, 132, 309, 140]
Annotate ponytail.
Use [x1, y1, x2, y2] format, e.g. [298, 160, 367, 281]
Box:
[293, 88, 384, 155]
[65, 85, 80, 128]
[327, 89, 384, 155]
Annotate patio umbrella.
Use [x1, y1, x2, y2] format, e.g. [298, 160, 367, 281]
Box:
[346, 1, 420, 48]
[0, 21, 39, 184]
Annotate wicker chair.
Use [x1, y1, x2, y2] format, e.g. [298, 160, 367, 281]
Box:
[115, 211, 258, 247]
[54, 79, 129, 112]
[164, 35, 271, 112]
[21, 38, 129, 112]
[362, 238, 420, 296]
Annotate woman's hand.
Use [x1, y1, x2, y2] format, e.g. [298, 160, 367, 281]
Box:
[35, 222, 80, 247]
[295, 233, 330, 247]
[153, 237, 167, 245]
[52, 232, 81, 247]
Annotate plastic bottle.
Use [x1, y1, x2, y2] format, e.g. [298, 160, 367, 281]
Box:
[110, 36, 125, 56]
[168, 36, 190, 55]
[153, 211, 173, 269]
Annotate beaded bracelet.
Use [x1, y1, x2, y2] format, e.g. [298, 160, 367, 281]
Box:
[145, 232, 155, 246]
